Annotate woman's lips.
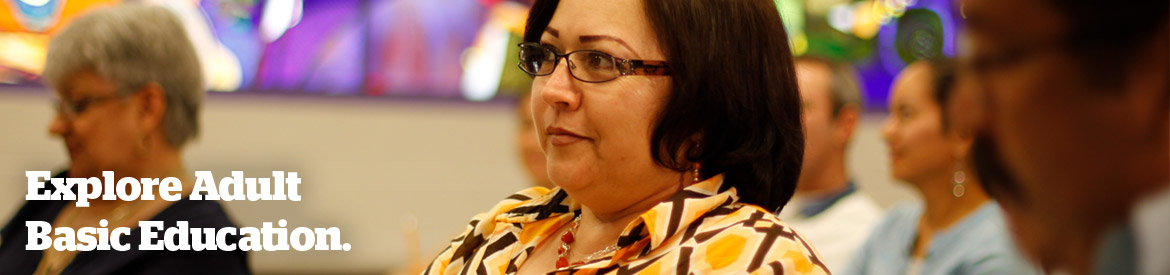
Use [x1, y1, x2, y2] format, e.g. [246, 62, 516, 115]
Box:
[65, 141, 81, 158]
[549, 134, 586, 146]
[546, 127, 589, 146]
[886, 145, 902, 161]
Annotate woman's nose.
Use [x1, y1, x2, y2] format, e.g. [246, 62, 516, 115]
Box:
[539, 60, 581, 112]
[48, 112, 69, 137]
[880, 117, 896, 144]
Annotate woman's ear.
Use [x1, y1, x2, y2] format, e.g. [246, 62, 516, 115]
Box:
[676, 133, 704, 170]
[134, 82, 167, 134]
[833, 104, 861, 149]
[951, 127, 975, 159]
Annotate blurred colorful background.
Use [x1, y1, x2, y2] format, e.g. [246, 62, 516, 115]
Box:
[1, 0, 960, 106]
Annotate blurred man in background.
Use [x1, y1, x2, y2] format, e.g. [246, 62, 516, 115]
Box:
[959, 0, 1168, 274]
[777, 56, 882, 272]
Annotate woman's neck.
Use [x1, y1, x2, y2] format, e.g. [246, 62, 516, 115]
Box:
[85, 150, 193, 208]
[908, 173, 989, 259]
[135, 146, 187, 178]
[1054, 228, 1103, 275]
[917, 176, 990, 231]
[569, 171, 689, 254]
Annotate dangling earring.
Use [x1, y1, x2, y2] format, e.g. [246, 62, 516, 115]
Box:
[952, 161, 967, 198]
[690, 143, 701, 183]
[135, 134, 152, 159]
[692, 163, 701, 183]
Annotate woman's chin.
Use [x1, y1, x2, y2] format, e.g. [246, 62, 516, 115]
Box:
[889, 167, 916, 184]
[68, 164, 91, 177]
[547, 170, 592, 192]
[549, 179, 588, 192]
[69, 161, 117, 178]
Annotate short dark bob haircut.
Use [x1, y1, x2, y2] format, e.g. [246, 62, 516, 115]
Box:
[523, 0, 804, 212]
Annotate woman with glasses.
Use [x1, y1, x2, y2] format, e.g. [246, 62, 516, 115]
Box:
[425, 0, 825, 274]
[0, 4, 248, 274]
[841, 58, 1037, 275]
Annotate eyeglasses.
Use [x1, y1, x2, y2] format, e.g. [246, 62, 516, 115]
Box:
[53, 95, 125, 121]
[960, 28, 1077, 76]
[516, 42, 669, 83]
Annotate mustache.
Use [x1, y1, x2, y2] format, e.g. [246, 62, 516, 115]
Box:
[971, 134, 1023, 201]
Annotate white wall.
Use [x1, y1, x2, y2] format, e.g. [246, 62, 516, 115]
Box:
[0, 87, 915, 273]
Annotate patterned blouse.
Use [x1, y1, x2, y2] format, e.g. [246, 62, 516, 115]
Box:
[424, 175, 830, 274]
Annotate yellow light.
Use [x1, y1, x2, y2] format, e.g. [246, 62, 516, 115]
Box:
[791, 32, 808, 55]
[871, 0, 893, 25]
[853, 1, 881, 39]
[0, 33, 50, 75]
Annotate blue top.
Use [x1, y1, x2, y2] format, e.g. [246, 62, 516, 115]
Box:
[792, 181, 859, 218]
[841, 202, 1039, 275]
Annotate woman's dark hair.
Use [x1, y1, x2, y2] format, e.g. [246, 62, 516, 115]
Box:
[923, 57, 957, 130]
[523, 0, 804, 212]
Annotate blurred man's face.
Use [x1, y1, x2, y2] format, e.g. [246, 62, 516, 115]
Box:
[795, 60, 837, 191]
[961, 0, 1169, 269]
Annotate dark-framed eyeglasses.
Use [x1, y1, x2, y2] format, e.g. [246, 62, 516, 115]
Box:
[53, 94, 125, 121]
[516, 42, 669, 83]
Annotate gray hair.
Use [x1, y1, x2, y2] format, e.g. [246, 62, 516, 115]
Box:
[794, 55, 864, 117]
[43, 3, 204, 148]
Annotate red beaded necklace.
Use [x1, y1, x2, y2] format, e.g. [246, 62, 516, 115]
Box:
[555, 215, 620, 269]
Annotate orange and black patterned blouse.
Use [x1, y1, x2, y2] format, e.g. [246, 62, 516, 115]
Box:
[424, 175, 831, 275]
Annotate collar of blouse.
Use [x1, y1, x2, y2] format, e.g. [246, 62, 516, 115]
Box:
[496, 174, 737, 261]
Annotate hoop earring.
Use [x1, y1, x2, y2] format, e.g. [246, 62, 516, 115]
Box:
[952, 161, 967, 198]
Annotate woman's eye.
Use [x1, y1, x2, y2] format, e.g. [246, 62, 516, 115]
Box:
[586, 53, 613, 69]
[523, 51, 547, 62]
[72, 100, 92, 113]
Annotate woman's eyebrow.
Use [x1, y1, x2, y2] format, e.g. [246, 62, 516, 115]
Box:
[545, 27, 640, 57]
[580, 35, 639, 58]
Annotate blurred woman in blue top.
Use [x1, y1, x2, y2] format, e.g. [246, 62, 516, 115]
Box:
[843, 58, 1038, 274]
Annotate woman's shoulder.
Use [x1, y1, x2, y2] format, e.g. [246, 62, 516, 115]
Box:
[2, 171, 73, 236]
[867, 202, 923, 233]
[948, 203, 1039, 273]
[423, 187, 563, 274]
[939, 202, 1012, 247]
[884, 201, 924, 218]
[1, 199, 69, 234]
[683, 203, 830, 274]
[694, 202, 787, 228]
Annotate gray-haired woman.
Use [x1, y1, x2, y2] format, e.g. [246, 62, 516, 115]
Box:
[0, 3, 248, 274]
